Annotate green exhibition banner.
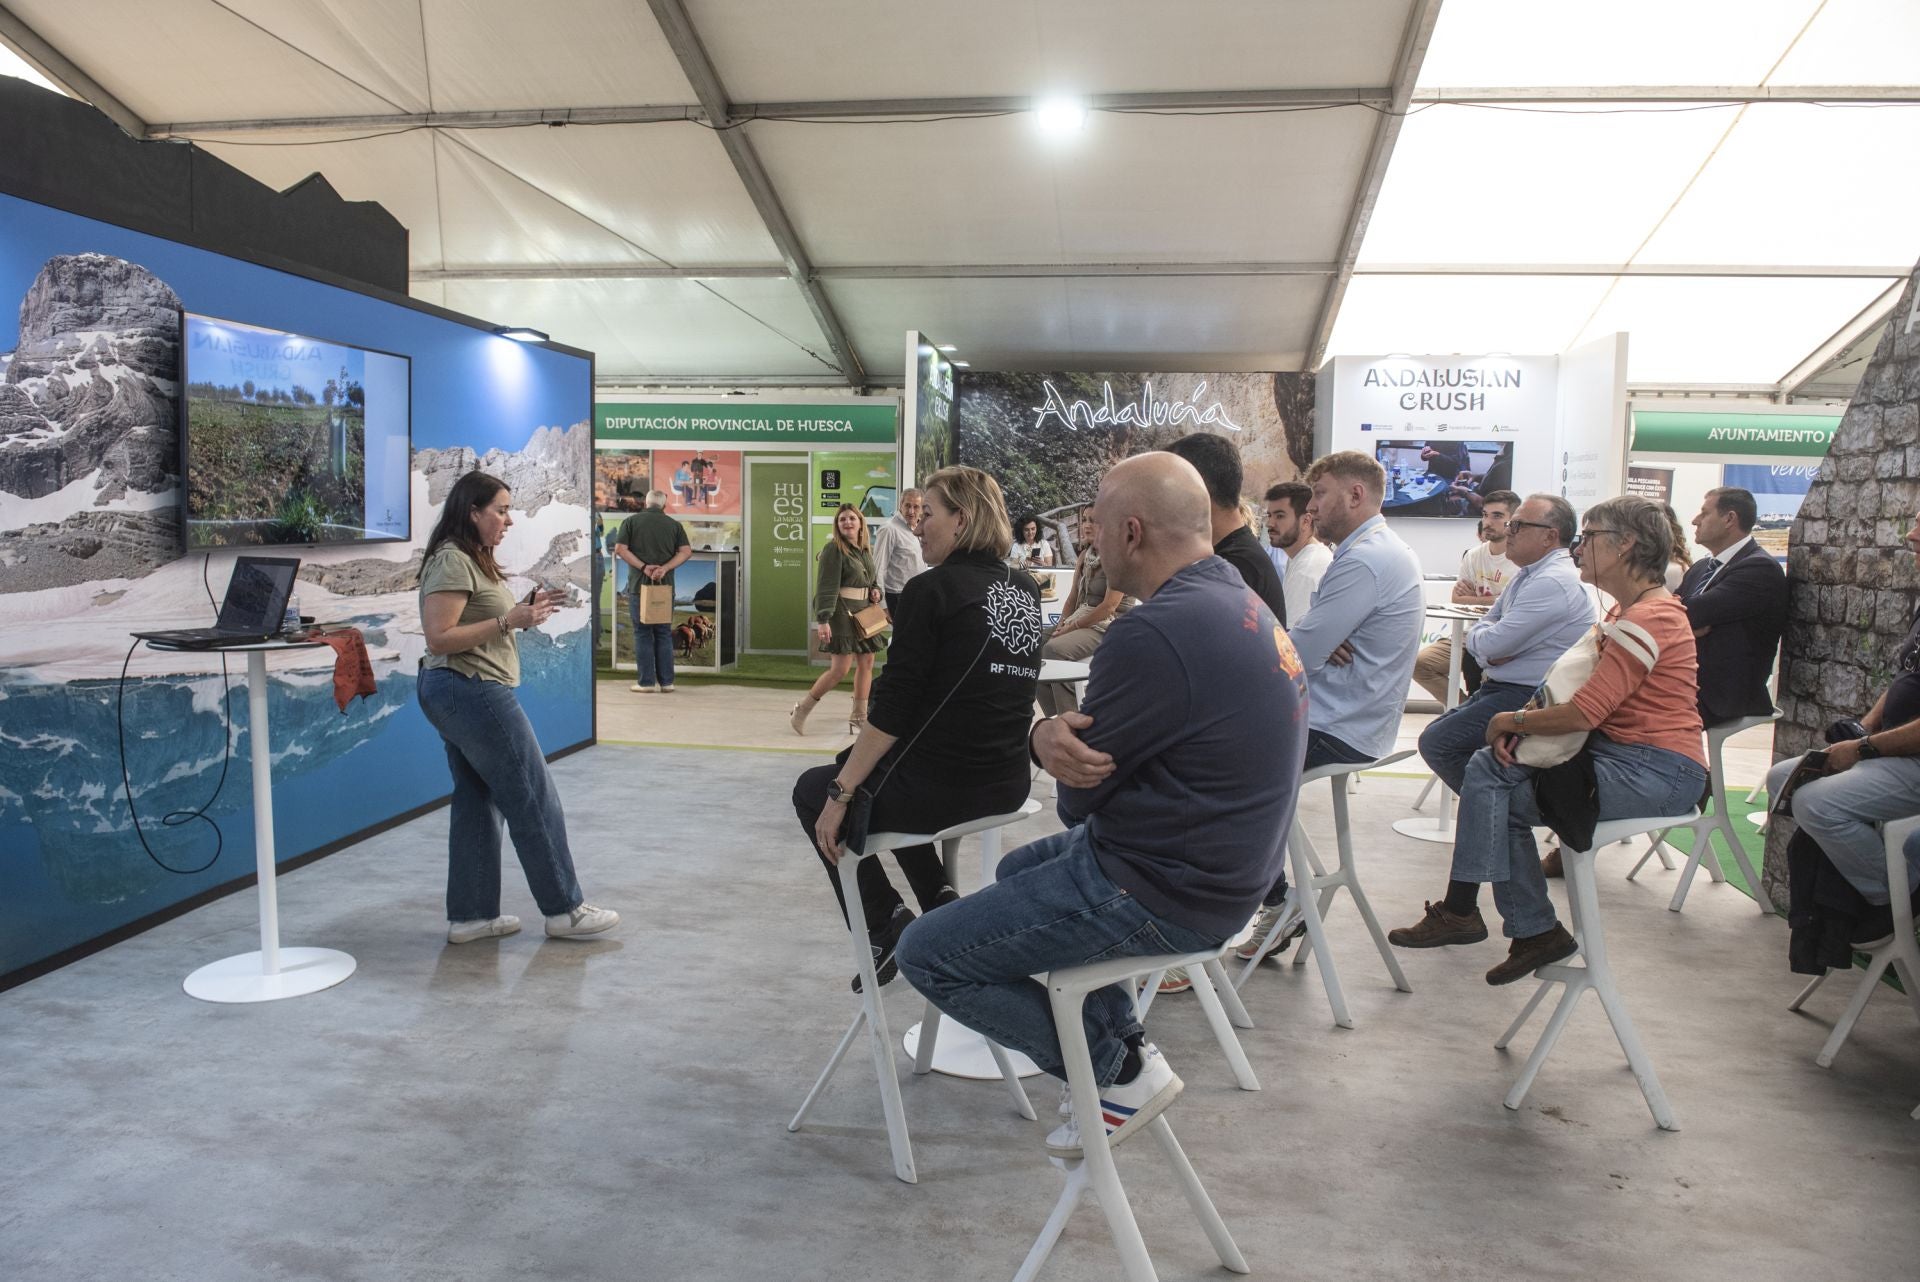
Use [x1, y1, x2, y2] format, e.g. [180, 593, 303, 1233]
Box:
[597, 402, 896, 445]
[1630, 410, 1841, 458]
[747, 460, 811, 652]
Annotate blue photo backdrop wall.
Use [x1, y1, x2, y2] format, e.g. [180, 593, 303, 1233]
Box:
[0, 190, 594, 981]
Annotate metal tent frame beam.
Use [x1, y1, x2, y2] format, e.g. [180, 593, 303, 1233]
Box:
[144, 85, 1920, 138]
[1307, 0, 1445, 372]
[412, 261, 1912, 284]
[1775, 278, 1907, 400]
[644, 0, 863, 387]
[0, 2, 146, 136]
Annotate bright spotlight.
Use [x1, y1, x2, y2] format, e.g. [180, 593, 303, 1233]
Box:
[1034, 96, 1088, 135]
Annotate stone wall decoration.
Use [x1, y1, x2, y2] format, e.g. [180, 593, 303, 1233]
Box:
[1768, 257, 1920, 905]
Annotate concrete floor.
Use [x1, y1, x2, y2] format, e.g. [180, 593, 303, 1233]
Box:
[3, 712, 1916, 1281]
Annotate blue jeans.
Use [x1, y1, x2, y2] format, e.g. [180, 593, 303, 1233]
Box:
[895, 825, 1223, 1086]
[629, 592, 675, 687]
[417, 667, 584, 921]
[1766, 752, 1920, 905]
[1452, 735, 1707, 938]
[1418, 679, 1536, 794]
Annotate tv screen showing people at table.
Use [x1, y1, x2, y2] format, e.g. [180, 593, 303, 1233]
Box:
[180, 313, 412, 548]
[1375, 438, 1513, 517]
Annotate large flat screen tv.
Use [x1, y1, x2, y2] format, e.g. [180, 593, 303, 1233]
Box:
[1374, 437, 1514, 517]
[180, 313, 411, 548]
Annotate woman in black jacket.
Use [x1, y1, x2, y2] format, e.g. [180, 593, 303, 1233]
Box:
[793, 466, 1044, 987]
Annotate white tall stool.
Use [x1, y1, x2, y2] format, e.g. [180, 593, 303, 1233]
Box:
[1015, 946, 1250, 1282]
[1497, 811, 1698, 1131]
[788, 802, 1042, 1184]
[1787, 815, 1920, 1072]
[1135, 922, 1261, 1091]
[1626, 711, 1778, 912]
[1236, 751, 1416, 1029]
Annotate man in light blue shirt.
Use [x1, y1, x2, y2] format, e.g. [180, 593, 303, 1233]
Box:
[1245, 451, 1423, 946]
[1413, 493, 1594, 795]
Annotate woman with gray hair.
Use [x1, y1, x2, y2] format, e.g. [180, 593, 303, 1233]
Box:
[1390, 495, 1706, 984]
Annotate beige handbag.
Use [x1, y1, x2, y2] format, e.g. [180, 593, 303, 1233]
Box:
[1512, 618, 1662, 768]
[850, 601, 890, 639]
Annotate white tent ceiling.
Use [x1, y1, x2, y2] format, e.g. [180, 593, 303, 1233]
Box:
[3, 0, 1916, 395]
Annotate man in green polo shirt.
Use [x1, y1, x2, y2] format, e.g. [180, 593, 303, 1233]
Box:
[615, 490, 692, 692]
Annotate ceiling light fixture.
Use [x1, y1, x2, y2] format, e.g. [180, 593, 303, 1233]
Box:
[1034, 95, 1088, 135]
[951, 360, 971, 368]
[493, 325, 549, 343]
[936, 344, 957, 353]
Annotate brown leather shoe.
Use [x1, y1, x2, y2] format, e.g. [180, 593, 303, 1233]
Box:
[1485, 925, 1578, 985]
[1541, 846, 1564, 879]
[1388, 900, 1489, 949]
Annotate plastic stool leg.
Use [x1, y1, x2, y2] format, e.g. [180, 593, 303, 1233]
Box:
[1189, 963, 1260, 1091]
[1625, 832, 1667, 880]
[1135, 970, 1166, 1020]
[790, 1009, 865, 1131]
[1503, 976, 1589, 1111]
[1049, 984, 1155, 1282]
[1202, 958, 1254, 1029]
[1345, 873, 1412, 993]
[1667, 820, 1712, 911]
[1290, 832, 1351, 1029]
[1716, 812, 1771, 913]
[1148, 1117, 1249, 1274]
[1787, 971, 1828, 1011]
[1013, 1161, 1090, 1282]
[1816, 951, 1892, 1068]
[1590, 968, 1678, 1130]
[846, 856, 916, 1184]
[986, 1039, 1038, 1121]
[913, 1000, 943, 1075]
[1495, 978, 1555, 1050]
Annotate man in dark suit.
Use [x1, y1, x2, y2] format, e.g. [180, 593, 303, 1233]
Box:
[1681, 486, 1788, 725]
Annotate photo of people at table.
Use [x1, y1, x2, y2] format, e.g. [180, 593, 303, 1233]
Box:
[1374, 438, 1514, 517]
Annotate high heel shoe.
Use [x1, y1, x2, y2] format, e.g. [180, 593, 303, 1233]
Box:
[790, 694, 819, 735]
[848, 698, 868, 736]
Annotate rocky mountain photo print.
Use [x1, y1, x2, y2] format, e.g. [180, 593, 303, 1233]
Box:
[0, 191, 593, 980]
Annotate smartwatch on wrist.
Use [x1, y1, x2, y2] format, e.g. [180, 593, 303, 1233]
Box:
[1858, 736, 1882, 760]
[826, 779, 856, 804]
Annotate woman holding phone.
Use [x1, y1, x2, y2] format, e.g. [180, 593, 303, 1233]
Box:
[417, 471, 619, 944]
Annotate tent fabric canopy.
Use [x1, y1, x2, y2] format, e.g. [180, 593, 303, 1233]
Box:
[2, 0, 1915, 389]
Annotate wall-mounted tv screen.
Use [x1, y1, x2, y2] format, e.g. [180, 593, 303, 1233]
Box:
[1374, 438, 1513, 517]
[180, 313, 411, 547]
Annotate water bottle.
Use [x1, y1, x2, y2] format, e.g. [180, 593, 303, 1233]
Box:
[283, 590, 301, 637]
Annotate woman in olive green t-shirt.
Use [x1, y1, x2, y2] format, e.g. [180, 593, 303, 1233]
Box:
[416, 471, 618, 945]
[791, 504, 886, 736]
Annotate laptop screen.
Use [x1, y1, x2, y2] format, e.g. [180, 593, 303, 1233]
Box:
[217, 557, 300, 631]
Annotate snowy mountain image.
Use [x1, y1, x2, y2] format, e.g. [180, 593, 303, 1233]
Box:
[0, 252, 592, 947]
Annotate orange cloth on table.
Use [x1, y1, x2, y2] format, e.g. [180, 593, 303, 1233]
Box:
[308, 626, 378, 712]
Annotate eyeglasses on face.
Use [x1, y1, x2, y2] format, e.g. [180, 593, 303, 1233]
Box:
[1568, 528, 1620, 553]
[1506, 519, 1557, 535]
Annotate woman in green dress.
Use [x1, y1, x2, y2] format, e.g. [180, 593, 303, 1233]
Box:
[792, 503, 888, 735]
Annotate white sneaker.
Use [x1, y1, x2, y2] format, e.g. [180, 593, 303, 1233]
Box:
[629, 683, 658, 693]
[1235, 902, 1303, 962]
[447, 915, 520, 944]
[1155, 965, 1193, 994]
[1044, 1044, 1181, 1156]
[546, 902, 620, 938]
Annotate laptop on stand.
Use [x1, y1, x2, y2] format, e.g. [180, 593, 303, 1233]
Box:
[134, 555, 302, 649]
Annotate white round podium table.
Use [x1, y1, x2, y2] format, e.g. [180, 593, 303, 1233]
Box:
[146, 638, 358, 1004]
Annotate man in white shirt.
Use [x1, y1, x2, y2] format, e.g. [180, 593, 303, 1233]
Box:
[1412, 489, 1519, 705]
[1265, 481, 1331, 625]
[871, 487, 928, 616]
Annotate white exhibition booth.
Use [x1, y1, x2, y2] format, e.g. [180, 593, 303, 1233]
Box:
[1315, 337, 1629, 577]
